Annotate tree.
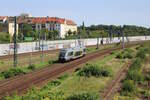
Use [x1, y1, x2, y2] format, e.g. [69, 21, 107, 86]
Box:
[67, 30, 73, 36]
[0, 32, 10, 43]
[20, 24, 33, 37]
[18, 33, 24, 42]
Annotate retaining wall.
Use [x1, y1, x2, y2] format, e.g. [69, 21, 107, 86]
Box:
[0, 36, 149, 56]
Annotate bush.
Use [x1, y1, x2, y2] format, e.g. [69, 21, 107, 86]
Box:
[66, 92, 98, 100]
[126, 70, 144, 83]
[0, 32, 10, 43]
[58, 74, 69, 80]
[0, 68, 26, 79]
[50, 80, 61, 86]
[110, 51, 116, 55]
[141, 90, 150, 99]
[48, 60, 54, 65]
[27, 64, 36, 70]
[121, 80, 136, 96]
[78, 64, 101, 77]
[136, 49, 146, 59]
[130, 58, 142, 70]
[145, 74, 150, 81]
[100, 67, 112, 77]
[116, 49, 134, 59]
[78, 64, 111, 77]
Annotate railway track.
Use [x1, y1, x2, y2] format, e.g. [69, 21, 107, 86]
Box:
[0, 43, 141, 99]
[0, 45, 99, 60]
[0, 49, 59, 60]
[102, 61, 132, 100]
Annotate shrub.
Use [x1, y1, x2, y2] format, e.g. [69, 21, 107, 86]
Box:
[145, 74, 150, 81]
[27, 64, 36, 70]
[110, 51, 116, 55]
[78, 64, 101, 77]
[0, 61, 4, 64]
[78, 64, 111, 77]
[1, 68, 26, 79]
[116, 49, 134, 59]
[100, 67, 112, 77]
[136, 49, 146, 59]
[66, 92, 98, 100]
[0, 32, 10, 43]
[130, 58, 142, 70]
[75, 68, 81, 72]
[48, 60, 54, 65]
[121, 80, 136, 96]
[140, 90, 150, 99]
[58, 74, 69, 80]
[126, 70, 144, 83]
[50, 80, 61, 86]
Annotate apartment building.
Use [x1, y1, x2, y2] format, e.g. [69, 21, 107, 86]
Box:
[0, 16, 18, 36]
[29, 17, 77, 38]
[0, 14, 77, 38]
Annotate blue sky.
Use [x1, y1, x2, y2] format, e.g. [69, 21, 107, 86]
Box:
[0, 0, 150, 27]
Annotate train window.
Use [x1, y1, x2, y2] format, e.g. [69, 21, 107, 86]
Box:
[59, 51, 66, 57]
[68, 52, 73, 56]
[83, 49, 86, 52]
[75, 51, 82, 56]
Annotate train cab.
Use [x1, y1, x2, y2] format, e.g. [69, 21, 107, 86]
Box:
[59, 46, 86, 62]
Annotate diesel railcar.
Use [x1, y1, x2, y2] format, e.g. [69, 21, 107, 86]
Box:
[59, 46, 86, 62]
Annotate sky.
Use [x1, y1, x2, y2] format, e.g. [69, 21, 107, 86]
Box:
[0, 0, 150, 27]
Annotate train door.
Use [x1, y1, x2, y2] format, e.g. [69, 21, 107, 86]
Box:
[67, 51, 74, 61]
[74, 50, 83, 58]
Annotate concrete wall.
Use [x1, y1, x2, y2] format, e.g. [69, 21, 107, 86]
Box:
[0, 36, 149, 56]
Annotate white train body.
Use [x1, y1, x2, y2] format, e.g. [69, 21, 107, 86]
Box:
[59, 46, 86, 62]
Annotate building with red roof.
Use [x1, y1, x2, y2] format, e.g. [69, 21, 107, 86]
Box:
[0, 14, 77, 38]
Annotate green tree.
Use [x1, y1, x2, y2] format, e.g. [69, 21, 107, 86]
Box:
[20, 24, 33, 37]
[0, 32, 10, 43]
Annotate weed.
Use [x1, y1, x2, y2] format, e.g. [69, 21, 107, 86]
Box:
[58, 74, 69, 81]
[0, 68, 26, 79]
[66, 92, 98, 100]
[78, 64, 111, 77]
[121, 80, 136, 96]
[27, 64, 36, 70]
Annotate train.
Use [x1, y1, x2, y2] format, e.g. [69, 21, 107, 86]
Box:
[58, 46, 86, 62]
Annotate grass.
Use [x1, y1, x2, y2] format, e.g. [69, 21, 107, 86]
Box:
[0, 44, 116, 81]
[0, 44, 115, 73]
[86, 44, 115, 54]
[0, 53, 58, 73]
[113, 42, 150, 100]
[0, 60, 53, 80]
[54, 52, 127, 99]
[4, 49, 130, 100]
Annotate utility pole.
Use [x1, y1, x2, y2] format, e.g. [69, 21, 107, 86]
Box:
[41, 33, 44, 63]
[13, 16, 17, 67]
[96, 32, 101, 49]
[109, 26, 112, 43]
[121, 26, 125, 49]
[38, 30, 41, 51]
[96, 37, 99, 49]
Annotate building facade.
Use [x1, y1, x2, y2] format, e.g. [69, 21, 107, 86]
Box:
[30, 17, 77, 38]
[0, 16, 18, 36]
[0, 15, 77, 38]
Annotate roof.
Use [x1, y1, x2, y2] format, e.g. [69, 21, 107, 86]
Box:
[66, 19, 76, 25]
[31, 17, 76, 25]
[61, 46, 85, 51]
[0, 16, 77, 26]
[0, 16, 7, 20]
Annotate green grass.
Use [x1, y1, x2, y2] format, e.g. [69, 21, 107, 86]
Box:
[0, 60, 54, 81]
[0, 44, 115, 81]
[113, 42, 150, 100]
[4, 50, 129, 100]
[0, 53, 58, 73]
